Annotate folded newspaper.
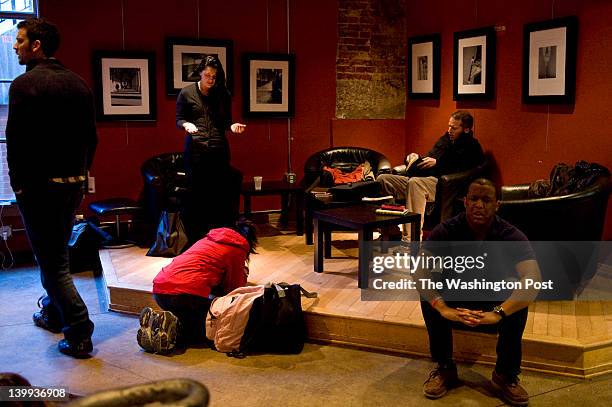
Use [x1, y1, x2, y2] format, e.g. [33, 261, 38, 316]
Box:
[362, 195, 394, 202]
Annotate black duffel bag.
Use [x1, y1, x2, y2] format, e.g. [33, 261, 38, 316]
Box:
[237, 283, 317, 356]
[146, 211, 188, 257]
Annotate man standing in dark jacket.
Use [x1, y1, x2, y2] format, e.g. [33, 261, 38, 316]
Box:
[377, 110, 484, 238]
[7, 18, 97, 358]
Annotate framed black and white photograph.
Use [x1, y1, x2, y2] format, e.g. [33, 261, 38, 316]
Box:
[165, 37, 233, 95]
[93, 51, 156, 121]
[242, 53, 295, 118]
[523, 16, 578, 104]
[453, 26, 495, 100]
[408, 34, 440, 99]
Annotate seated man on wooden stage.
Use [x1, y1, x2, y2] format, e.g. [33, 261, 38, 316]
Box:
[416, 178, 541, 406]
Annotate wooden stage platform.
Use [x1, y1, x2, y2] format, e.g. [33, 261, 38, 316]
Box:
[100, 228, 612, 379]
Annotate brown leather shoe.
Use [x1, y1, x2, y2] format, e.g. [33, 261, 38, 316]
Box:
[491, 371, 529, 406]
[423, 365, 458, 399]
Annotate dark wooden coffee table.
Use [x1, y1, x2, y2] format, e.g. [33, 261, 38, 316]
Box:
[313, 204, 421, 288]
[241, 180, 304, 235]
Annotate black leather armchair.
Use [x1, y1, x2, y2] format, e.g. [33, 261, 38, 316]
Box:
[141, 152, 242, 243]
[498, 173, 610, 299]
[141, 152, 187, 226]
[498, 174, 610, 241]
[392, 154, 490, 231]
[301, 147, 392, 244]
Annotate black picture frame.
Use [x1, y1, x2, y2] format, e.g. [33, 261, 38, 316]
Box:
[242, 53, 295, 118]
[408, 34, 440, 99]
[165, 37, 234, 96]
[453, 26, 496, 100]
[93, 51, 156, 121]
[522, 16, 578, 104]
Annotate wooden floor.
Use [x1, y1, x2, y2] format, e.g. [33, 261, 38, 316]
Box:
[100, 225, 612, 379]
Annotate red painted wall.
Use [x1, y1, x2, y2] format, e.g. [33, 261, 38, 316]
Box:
[405, 0, 612, 239]
[39, 0, 339, 212]
[38, 0, 610, 238]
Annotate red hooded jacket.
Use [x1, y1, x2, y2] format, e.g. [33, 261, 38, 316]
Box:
[153, 228, 250, 298]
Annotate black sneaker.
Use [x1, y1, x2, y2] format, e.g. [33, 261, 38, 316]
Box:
[58, 338, 93, 358]
[151, 310, 179, 354]
[136, 307, 157, 352]
[33, 295, 62, 334]
[423, 364, 459, 399]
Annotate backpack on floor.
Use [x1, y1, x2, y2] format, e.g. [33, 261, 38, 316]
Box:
[205, 283, 317, 357]
[205, 285, 265, 354]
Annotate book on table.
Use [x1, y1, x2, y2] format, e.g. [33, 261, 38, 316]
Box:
[380, 203, 405, 211]
[310, 187, 333, 199]
[375, 208, 410, 216]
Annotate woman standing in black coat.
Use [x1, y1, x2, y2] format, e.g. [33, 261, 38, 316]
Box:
[176, 55, 246, 244]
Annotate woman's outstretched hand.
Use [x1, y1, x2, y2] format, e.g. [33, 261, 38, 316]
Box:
[231, 123, 246, 134]
[183, 122, 198, 134]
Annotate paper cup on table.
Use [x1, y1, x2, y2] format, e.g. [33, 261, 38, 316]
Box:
[253, 176, 263, 190]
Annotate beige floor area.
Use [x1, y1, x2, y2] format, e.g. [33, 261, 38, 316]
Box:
[0, 265, 611, 406]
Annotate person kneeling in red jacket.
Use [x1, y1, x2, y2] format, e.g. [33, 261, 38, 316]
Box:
[138, 218, 257, 353]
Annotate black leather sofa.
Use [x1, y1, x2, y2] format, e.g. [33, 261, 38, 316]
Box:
[498, 173, 610, 241]
[300, 147, 392, 244]
[498, 173, 610, 299]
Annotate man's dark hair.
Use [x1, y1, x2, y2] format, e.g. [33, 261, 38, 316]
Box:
[451, 110, 474, 130]
[469, 178, 500, 199]
[234, 217, 258, 258]
[17, 18, 60, 57]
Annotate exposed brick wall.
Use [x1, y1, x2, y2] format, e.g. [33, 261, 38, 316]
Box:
[336, 0, 406, 119]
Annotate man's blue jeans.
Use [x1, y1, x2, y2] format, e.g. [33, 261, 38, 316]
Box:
[17, 182, 94, 342]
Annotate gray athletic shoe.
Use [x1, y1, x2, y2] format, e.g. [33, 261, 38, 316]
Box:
[151, 310, 179, 354]
[137, 307, 156, 352]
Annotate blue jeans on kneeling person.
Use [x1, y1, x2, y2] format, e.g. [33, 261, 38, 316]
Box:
[154, 293, 213, 346]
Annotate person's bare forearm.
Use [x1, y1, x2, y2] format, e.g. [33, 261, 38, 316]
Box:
[500, 259, 541, 315]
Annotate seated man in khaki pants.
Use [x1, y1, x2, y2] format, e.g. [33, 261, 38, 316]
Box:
[377, 110, 484, 239]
